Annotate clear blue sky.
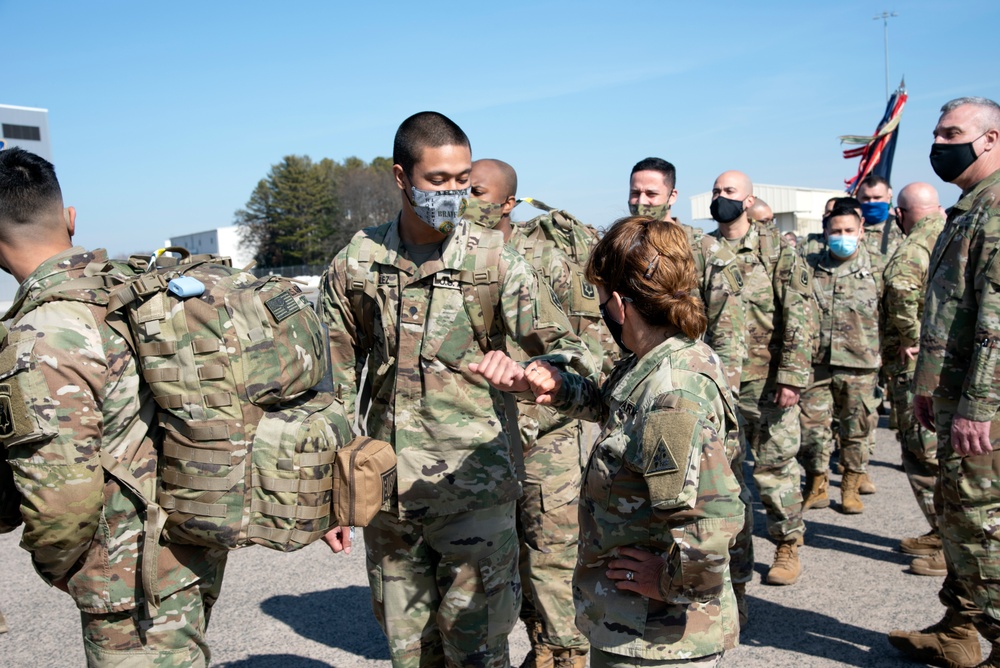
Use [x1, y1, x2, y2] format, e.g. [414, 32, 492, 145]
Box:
[4, 0, 999, 259]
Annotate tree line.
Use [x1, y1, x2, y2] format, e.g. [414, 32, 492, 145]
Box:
[235, 155, 399, 269]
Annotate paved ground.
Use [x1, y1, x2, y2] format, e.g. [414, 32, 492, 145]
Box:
[0, 422, 971, 666]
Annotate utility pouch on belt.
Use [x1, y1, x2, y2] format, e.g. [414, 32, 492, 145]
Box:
[332, 436, 397, 527]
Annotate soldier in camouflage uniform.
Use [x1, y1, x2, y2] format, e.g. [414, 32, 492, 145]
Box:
[0, 148, 226, 666]
[799, 206, 884, 515]
[474, 216, 744, 666]
[880, 182, 946, 575]
[747, 199, 774, 225]
[706, 170, 813, 588]
[628, 158, 753, 624]
[857, 174, 904, 259]
[890, 96, 1000, 668]
[466, 158, 602, 668]
[319, 113, 597, 668]
[798, 196, 861, 263]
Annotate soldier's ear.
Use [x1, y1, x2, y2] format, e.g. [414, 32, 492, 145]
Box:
[64, 207, 76, 239]
[667, 189, 678, 209]
[501, 195, 517, 217]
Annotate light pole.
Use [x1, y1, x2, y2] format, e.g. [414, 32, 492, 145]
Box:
[874, 11, 898, 101]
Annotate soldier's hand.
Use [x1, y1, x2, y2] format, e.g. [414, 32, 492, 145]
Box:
[774, 384, 801, 408]
[469, 351, 529, 392]
[322, 526, 353, 555]
[524, 361, 562, 405]
[606, 546, 668, 601]
[901, 346, 919, 363]
[914, 395, 935, 431]
[952, 416, 993, 457]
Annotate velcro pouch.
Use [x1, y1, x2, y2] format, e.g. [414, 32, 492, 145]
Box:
[332, 436, 397, 527]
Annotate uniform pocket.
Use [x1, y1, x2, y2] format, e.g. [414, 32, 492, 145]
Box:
[478, 529, 520, 638]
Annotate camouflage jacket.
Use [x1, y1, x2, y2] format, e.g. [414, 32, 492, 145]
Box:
[320, 217, 597, 519]
[799, 231, 826, 263]
[915, 168, 1000, 422]
[881, 212, 945, 375]
[550, 336, 743, 659]
[862, 215, 904, 258]
[0, 247, 218, 613]
[708, 222, 813, 388]
[807, 244, 884, 370]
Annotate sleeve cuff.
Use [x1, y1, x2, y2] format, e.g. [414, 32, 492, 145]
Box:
[775, 369, 808, 389]
[958, 396, 998, 423]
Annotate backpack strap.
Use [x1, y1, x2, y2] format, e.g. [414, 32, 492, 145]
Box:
[758, 224, 781, 278]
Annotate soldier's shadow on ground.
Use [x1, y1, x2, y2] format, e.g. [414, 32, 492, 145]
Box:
[741, 596, 924, 666]
[215, 655, 333, 668]
[248, 585, 390, 663]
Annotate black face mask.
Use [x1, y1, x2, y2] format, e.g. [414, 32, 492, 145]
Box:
[710, 196, 745, 224]
[930, 138, 981, 183]
[600, 297, 632, 355]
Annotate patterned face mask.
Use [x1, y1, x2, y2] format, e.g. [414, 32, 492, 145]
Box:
[628, 202, 670, 220]
[463, 197, 506, 229]
[409, 185, 470, 235]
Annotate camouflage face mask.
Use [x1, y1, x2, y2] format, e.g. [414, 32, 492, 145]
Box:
[409, 185, 470, 235]
[463, 197, 506, 229]
[628, 202, 670, 221]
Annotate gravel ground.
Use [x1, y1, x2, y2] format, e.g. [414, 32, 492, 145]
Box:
[0, 422, 968, 667]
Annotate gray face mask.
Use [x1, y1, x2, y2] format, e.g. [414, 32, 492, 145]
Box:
[409, 185, 470, 235]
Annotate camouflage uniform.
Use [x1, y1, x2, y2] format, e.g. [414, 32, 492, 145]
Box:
[798, 232, 826, 262]
[0, 247, 226, 667]
[320, 216, 596, 668]
[914, 168, 1000, 646]
[800, 244, 884, 474]
[551, 335, 744, 662]
[504, 226, 604, 658]
[708, 222, 813, 543]
[863, 214, 904, 259]
[881, 212, 945, 528]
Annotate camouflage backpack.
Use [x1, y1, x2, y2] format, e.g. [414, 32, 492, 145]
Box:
[13, 248, 351, 554]
[516, 197, 601, 266]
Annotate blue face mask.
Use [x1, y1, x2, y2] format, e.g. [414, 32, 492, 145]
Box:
[828, 234, 859, 258]
[860, 201, 890, 225]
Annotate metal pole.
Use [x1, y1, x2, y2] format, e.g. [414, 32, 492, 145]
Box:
[874, 11, 898, 101]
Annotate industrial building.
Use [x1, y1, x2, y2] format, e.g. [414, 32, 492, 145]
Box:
[166, 225, 256, 269]
[0, 104, 52, 162]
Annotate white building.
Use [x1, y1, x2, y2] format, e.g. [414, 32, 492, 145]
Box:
[0, 104, 52, 162]
[166, 226, 256, 269]
[690, 184, 847, 238]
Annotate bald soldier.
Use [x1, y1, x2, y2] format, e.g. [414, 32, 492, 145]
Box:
[747, 199, 774, 225]
[627, 157, 755, 625]
[707, 170, 814, 587]
[881, 182, 945, 576]
[467, 158, 603, 668]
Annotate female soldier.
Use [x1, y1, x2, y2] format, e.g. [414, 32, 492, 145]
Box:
[472, 216, 745, 666]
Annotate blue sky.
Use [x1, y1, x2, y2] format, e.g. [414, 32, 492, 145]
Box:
[3, 0, 999, 262]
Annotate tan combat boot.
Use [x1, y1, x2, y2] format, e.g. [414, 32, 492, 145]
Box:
[520, 619, 554, 668]
[803, 471, 830, 510]
[840, 470, 864, 514]
[911, 550, 947, 577]
[888, 610, 982, 667]
[766, 540, 801, 585]
[552, 649, 588, 668]
[900, 530, 943, 556]
[733, 581, 749, 628]
[976, 645, 1000, 667]
[858, 471, 877, 494]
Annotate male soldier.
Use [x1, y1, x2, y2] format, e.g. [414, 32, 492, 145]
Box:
[319, 112, 596, 668]
[799, 196, 862, 261]
[783, 232, 798, 248]
[881, 182, 946, 576]
[0, 148, 226, 665]
[467, 158, 601, 668]
[857, 174, 903, 258]
[889, 96, 1000, 668]
[706, 170, 813, 587]
[799, 207, 884, 514]
[628, 157, 754, 624]
[748, 198, 774, 225]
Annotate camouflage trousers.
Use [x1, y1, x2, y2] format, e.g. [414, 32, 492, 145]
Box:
[933, 398, 1000, 644]
[364, 502, 521, 668]
[891, 372, 939, 530]
[798, 365, 878, 475]
[590, 648, 723, 667]
[739, 378, 804, 541]
[517, 418, 588, 652]
[726, 420, 754, 585]
[81, 554, 226, 667]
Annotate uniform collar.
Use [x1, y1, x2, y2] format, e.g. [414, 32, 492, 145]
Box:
[374, 214, 474, 275]
[952, 167, 1000, 214]
[611, 334, 695, 404]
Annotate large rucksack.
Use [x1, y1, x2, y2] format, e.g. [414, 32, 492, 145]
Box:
[516, 198, 601, 266]
[3, 248, 351, 554]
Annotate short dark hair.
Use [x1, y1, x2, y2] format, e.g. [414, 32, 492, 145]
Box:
[823, 205, 862, 227]
[630, 157, 676, 191]
[0, 148, 62, 225]
[836, 196, 862, 210]
[858, 174, 890, 191]
[393, 112, 470, 179]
